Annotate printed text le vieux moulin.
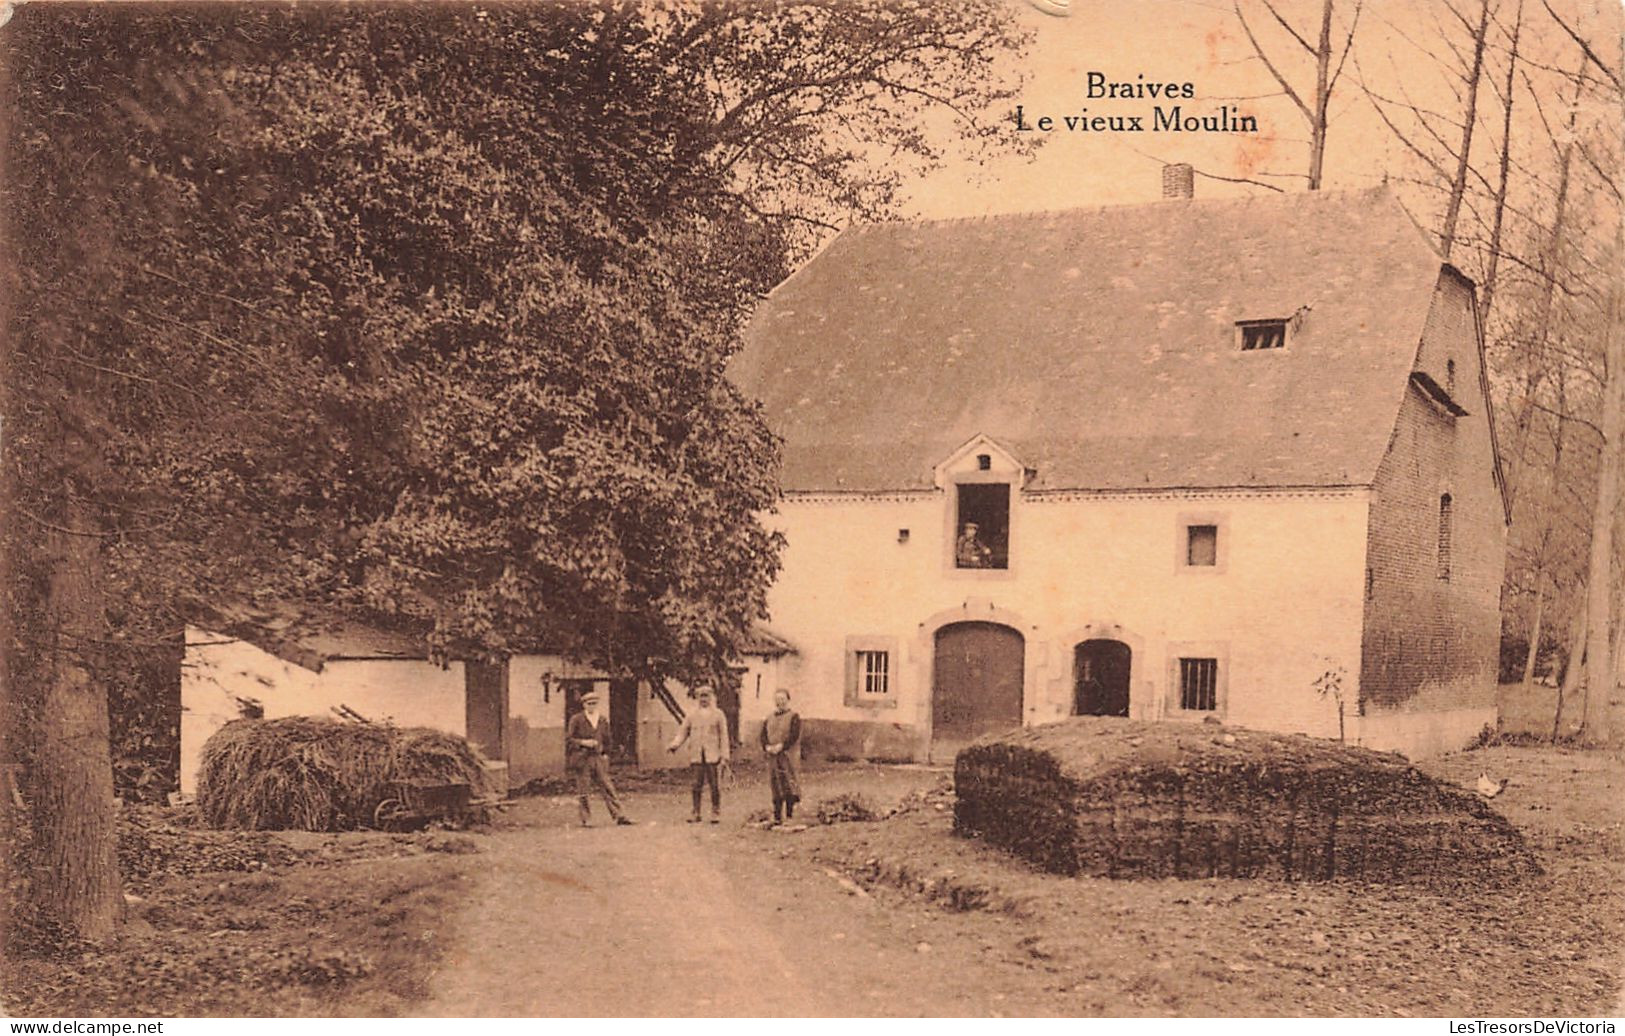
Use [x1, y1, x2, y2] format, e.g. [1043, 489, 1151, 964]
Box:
[1015, 72, 1259, 134]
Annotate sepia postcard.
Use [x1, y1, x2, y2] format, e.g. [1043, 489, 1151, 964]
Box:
[0, 0, 1622, 1022]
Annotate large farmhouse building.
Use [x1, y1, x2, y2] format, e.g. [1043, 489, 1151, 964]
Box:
[730, 177, 1508, 761]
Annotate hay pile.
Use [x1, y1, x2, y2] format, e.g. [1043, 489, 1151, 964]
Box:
[953, 718, 1537, 886]
[196, 718, 487, 832]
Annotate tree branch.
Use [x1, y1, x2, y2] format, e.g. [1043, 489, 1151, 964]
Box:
[1234, 1, 1313, 121]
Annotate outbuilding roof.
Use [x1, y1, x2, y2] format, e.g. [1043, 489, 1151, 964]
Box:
[731, 187, 1450, 493]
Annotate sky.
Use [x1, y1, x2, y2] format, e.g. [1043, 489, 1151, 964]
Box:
[900, 0, 1623, 220]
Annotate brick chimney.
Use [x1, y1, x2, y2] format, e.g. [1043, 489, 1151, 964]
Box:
[1162, 163, 1195, 199]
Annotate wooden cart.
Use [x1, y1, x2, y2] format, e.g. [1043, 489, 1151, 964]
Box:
[372, 778, 498, 830]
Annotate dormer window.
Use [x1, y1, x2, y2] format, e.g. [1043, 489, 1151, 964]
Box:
[1238, 319, 1287, 351]
[936, 436, 1023, 577]
[955, 484, 1009, 569]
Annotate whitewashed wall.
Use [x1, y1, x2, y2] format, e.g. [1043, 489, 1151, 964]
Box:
[180, 627, 466, 795]
[764, 482, 1374, 756]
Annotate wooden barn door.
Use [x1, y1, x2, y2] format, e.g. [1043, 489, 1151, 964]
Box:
[464, 659, 509, 763]
[717, 669, 744, 747]
[607, 678, 638, 764]
[932, 622, 1024, 756]
[1073, 639, 1132, 717]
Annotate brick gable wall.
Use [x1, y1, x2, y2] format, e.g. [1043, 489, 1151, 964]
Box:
[1359, 273, 1506, 713]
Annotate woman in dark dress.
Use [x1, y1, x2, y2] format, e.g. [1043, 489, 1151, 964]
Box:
[760, 688, 802, 824]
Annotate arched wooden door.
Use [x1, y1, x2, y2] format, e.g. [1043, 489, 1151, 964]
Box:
[1074, 639, 1132, 717]
[932, 622, 1025, 750]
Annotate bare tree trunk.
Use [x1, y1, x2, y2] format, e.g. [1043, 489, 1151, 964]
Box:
[1504, 74, 1582, 508]
[1525, 374, 1569, 723]
[1478, 0, 1524, 321]
[1438, 0, 1493, 259]
[1556, 599, 1586, 740]
[29, 492, 122, 941]
[1580, 246, 1623, 743]
[1521, 570, 1547, 691]
[1307, 0, 1335, 190]
[1235, 0, 1360, 190]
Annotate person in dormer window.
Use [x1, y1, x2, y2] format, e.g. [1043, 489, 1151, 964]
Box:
[956, 521, 992, 568]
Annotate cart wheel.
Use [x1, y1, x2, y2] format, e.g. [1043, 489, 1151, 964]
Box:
[373, 798, 407, 831]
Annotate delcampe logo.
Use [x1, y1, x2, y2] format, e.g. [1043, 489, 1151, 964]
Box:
[1026, 0, 1072, 16]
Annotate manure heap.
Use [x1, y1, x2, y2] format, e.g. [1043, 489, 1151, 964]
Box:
[953, 718, 1537, 886]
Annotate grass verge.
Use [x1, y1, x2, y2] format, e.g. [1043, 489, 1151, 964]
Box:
[2, 808, 485, 1017]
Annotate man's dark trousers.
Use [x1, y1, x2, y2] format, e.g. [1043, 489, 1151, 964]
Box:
[690, 762, 720, 818]
[574, 753, 627, 825]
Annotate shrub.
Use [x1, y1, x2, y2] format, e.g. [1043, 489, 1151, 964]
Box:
[814, 792, 880, 824]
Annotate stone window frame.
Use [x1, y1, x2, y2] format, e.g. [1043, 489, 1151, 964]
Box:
[943, 473, 1020, 582]
[1175, 510, 1230, 574]
[1165, 641, 1231, 719]
[844, 634, 900, 709]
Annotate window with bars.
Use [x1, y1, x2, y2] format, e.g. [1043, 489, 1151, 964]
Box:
[856, 650, 890, 696]
[1178, 657, 1219, 711]
[844, 636, 898, 708]
[1186, 524, 1218, 566]
[1437, 493, 1453, 581]
[1238, 319, 1287, 351]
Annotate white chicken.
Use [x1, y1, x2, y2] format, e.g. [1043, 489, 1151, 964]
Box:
[1476, 772, 1509, 798]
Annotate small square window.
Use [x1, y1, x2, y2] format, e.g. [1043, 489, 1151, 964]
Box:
[844, 637, 899, 708]
[1179, 658, 1219, 711]
[1186, 525, 1218, 566]
[1238, 320, 1287, 351]
[856, 650, 890, 696]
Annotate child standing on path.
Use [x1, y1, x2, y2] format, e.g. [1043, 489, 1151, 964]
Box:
[667, 685, 731, 823]
[760, 688, 802, 824]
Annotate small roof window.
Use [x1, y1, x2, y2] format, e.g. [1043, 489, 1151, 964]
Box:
[1238, 319, 1288, 351]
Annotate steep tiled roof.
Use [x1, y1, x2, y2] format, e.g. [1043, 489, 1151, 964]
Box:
[731, 187, 1447, 492]
[197, 600, 433, 672]
[739, 623, 797, 658]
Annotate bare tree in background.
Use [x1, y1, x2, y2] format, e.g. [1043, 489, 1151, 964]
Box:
[1233, 0, 1364, 189]
[1539, 1, 1623, 743]
[1359, 0, 1499, 259]
[1478, 0, 1527, 320]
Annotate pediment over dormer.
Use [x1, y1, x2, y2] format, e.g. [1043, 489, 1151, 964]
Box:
[933, 434, 1029, 490]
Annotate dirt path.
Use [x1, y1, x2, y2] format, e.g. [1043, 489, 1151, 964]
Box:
[423, 781, 995, 1017]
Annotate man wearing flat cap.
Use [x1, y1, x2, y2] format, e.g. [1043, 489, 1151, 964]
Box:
[565, 687, 633, 827]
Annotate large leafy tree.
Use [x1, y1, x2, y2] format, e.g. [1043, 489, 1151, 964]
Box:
[1, 2, 1028, 938]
